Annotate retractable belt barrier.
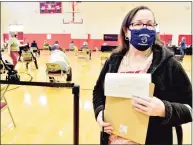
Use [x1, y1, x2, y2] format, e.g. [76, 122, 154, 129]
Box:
[0, 80, 80, 145]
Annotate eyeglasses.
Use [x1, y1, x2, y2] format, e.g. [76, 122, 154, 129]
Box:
[129, 22, 158, 30]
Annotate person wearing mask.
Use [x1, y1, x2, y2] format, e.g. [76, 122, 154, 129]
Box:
[48, 47, 71, 82]
[8, 33, 20, 68]
[93, 6, 192, 145]
[179, 37, 186, 56]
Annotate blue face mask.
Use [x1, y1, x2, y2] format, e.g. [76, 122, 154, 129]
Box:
[129, 28, 156, 51]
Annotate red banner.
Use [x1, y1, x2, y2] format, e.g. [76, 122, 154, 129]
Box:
[178, 35, 192, 46]
[40, 2, 62, 14]
[160, 34, 173, 45]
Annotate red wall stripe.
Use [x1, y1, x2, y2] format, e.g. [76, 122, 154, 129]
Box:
[4, 33, 191, 50]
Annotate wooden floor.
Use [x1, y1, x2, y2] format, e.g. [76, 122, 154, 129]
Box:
[1, 50, 192, 144]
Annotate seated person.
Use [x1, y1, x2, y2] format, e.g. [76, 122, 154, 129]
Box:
[18, 39, 32, 59]
[50, 41, 61, 51]
[80, 42, 88, 51]
[69, 41, 75, 51]
[48, 47, 71, 82]
[31, 40, 40, 55]
[44, 40, 50, 49]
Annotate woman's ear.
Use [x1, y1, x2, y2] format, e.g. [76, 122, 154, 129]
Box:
[123, 27, 128, 36]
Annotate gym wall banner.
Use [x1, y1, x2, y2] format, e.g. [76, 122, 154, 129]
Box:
[104, 34, 118, 41]
[47, 34, 52, 40]
[40, 1, 62, 14]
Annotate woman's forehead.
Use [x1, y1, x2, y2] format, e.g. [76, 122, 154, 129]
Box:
[131, 9, 155, 23]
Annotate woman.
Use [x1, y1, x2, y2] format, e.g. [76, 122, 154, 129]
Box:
[8, 33, 20, 69]
[93, 6, 192, 145]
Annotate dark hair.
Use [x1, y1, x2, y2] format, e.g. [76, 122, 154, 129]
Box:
[113, 6, 163, 54]
[55, 41, 59, 44]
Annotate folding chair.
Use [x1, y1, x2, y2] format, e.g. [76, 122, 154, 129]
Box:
[77, 50, 87, 58]
[74, 47, 78, 56]
[30, 47, 39, 57]
[77, 48, 90, 59]
[46, 63, 72, 82]
[1, 85, 16, 129]
[83, 48, 91, 60]
[21, 51, 33, 70]
[100, 52, 111, 66]
[44, 45, 50, 50]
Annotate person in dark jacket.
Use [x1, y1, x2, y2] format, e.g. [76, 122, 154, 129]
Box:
[31, 40, 40, 55]
[93, 6, 192, 145]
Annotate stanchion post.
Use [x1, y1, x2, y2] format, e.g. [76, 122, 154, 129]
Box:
[72, 84, 80, 145]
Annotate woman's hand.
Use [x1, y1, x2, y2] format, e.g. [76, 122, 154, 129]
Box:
[97, 110, 113, 134]
[132, 96, 166, 117]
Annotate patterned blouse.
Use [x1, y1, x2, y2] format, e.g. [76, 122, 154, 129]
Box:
[109, 52, 153, 145]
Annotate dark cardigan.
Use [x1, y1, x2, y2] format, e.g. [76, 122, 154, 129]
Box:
[93, 44, 192, 145]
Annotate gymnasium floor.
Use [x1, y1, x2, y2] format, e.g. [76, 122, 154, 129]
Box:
[1, 50, 192, 144]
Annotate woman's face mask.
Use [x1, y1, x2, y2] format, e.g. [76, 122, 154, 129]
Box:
[129, 28, 156, 51]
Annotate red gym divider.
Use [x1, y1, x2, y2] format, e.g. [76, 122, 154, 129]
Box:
[178, 34, 192, 46]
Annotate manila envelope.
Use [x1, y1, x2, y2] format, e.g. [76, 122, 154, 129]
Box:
[104, 83, 155, 144]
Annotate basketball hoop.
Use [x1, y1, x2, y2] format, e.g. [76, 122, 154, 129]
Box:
[63, 18, 83, 24]
[63, 1, 83, 24]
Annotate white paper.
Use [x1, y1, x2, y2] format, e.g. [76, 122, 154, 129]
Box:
[120, 124, 128, 134]
[104, 73, 151, 98]
[47, 34, 51, 40]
